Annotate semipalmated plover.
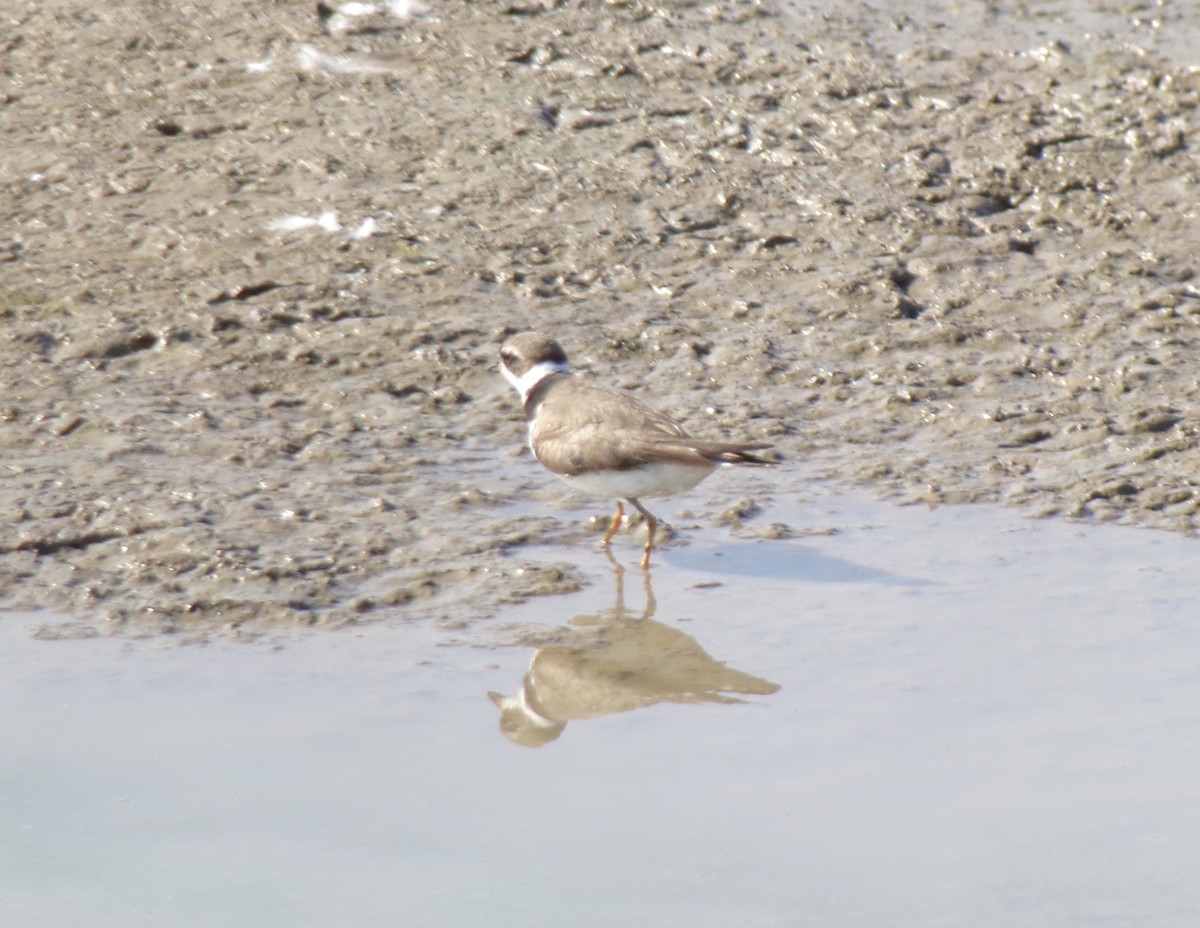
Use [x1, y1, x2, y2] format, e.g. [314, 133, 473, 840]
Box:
[499, 332, 774, 568]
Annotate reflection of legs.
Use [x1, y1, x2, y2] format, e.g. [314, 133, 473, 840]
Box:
[601, 500, 624, 549]
[628, 498, 658, 570]
[640, 561, 656, 618]
[606, 540, 654, 618]
[603, 546, 626, 617]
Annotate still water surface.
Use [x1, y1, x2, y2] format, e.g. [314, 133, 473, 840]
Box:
[3, 490, 1200, 927]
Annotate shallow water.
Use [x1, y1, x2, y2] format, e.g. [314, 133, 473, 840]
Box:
[783, 0, 1199, 63]
[5, 489, 1200, 927]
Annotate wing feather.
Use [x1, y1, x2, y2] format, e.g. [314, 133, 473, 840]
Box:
[529, 378, 774, 476]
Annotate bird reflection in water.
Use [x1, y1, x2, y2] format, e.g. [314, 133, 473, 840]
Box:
[489, 554, 780, 747]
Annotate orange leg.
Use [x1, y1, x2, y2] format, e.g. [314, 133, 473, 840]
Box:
[629, 499, 658, 570]
[601, 500, 624, 548]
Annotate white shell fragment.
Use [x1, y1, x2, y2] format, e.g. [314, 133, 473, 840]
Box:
[266, 210, 342, 233]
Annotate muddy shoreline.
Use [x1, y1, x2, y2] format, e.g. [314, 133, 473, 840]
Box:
[3, 0, 1199, 635]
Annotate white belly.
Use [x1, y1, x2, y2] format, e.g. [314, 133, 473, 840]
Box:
[556, 461, 716, 500]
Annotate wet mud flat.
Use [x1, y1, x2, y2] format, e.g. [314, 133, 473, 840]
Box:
[3, 0, 1200, 632]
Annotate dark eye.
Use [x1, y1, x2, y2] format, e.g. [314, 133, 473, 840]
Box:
[500, 348, 516, 363]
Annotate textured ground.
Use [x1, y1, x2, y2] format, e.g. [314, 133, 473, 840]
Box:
[2, 0, 1198, 635]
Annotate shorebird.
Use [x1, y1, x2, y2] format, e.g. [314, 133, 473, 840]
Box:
[499, 331, 773, 568]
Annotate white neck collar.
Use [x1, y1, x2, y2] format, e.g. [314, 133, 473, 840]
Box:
[495, 683, 559, 729]
[503, 359, 570, 405]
